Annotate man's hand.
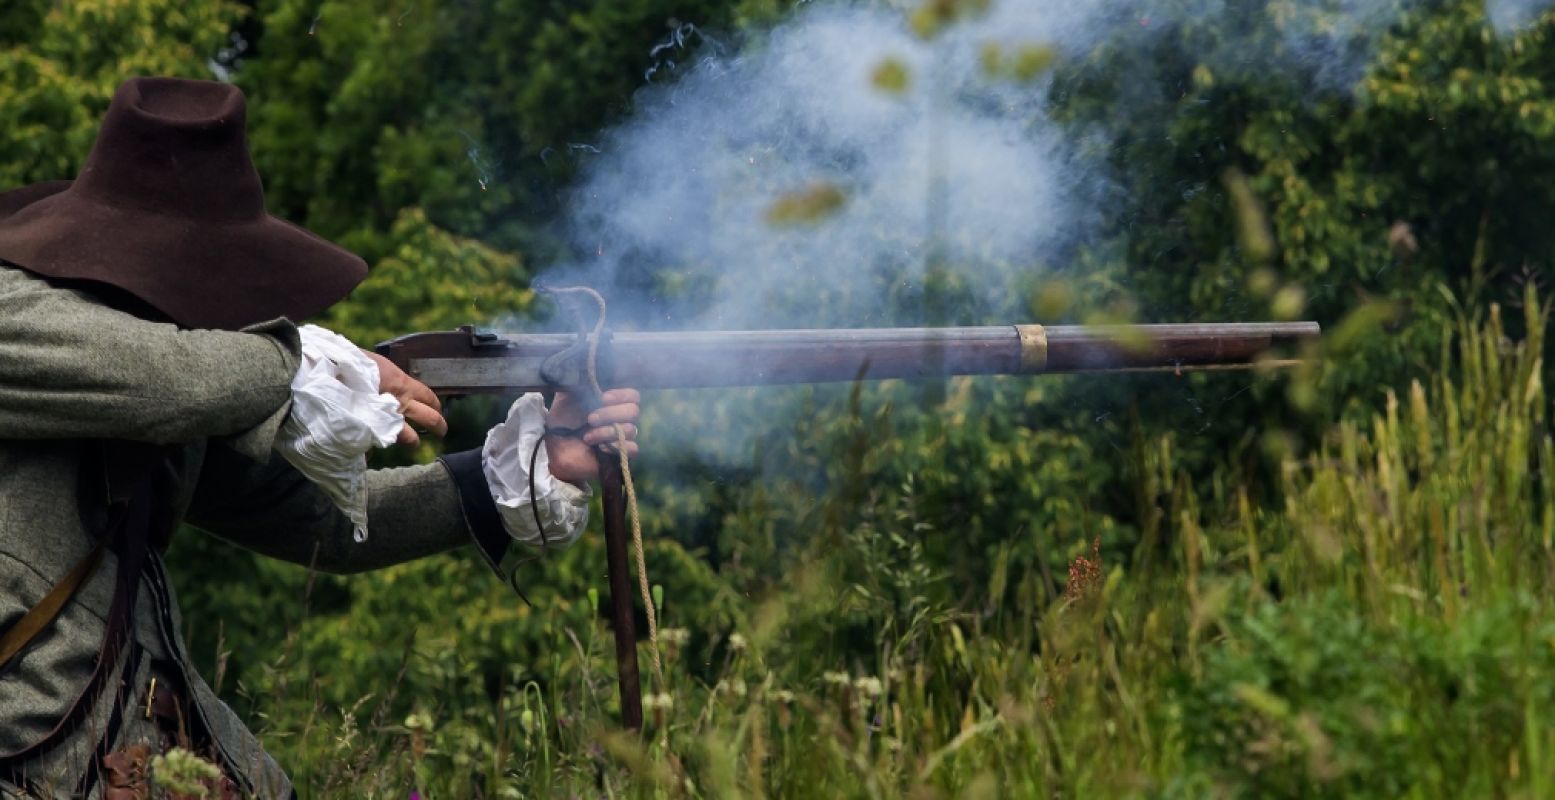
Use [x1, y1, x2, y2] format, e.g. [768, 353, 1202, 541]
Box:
[366, 350, 447, 447]
[544, 388, 641, 484]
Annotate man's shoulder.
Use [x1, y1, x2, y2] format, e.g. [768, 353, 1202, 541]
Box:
[0, 261, 48, 294]
[0, 261, 95, 312]
[0, 262, 171, 327]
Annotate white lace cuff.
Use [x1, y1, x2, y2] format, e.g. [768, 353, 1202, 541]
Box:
[274, 324, 404, 542]
[482, 393, 591, 549]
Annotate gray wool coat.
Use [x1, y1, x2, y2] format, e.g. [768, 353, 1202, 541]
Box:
[0, 265, 513, 798]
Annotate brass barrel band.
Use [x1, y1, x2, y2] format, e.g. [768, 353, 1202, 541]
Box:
[1016, 324, 1048, 372]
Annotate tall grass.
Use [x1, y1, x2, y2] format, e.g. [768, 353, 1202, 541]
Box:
[241, 291, 1555, 798]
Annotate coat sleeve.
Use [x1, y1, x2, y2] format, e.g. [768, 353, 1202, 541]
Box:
[183, 443, 513, 575]
[0, 266, 300, 455]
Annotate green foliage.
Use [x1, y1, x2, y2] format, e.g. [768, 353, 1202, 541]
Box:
[320, 207, 534, 346]
[12, 0, 1555, 796]
[1176, 295, 1555, 798]
[239, 0, 750, 262]
[1181, 594, 1555, 797]
[151, 747, 227, 797]
[1049, 1, 1555, 408]
[0, 0, 238, 186]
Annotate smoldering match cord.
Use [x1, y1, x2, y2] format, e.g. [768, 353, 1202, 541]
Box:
[545, 285, 666, 697]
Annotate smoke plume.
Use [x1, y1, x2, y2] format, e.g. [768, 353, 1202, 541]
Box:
[543, 0, 1552, 334]
[524, 0, 1555, 465]
[1489, 0, 1552, 32]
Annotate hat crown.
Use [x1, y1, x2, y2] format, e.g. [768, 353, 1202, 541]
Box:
[0, 76, 367, 330]
[74, 77, 265, 222]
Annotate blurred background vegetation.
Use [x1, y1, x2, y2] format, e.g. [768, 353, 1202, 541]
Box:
[7, 0, 1555, 796]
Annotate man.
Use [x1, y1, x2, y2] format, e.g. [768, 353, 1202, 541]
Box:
[0, 77, 640, 798]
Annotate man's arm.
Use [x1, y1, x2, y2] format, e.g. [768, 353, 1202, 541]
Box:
[184, 347, 641, 574]
[184, 444, 497, 575]
[184, 398, 642, 574]
[0, 266, 300, 449]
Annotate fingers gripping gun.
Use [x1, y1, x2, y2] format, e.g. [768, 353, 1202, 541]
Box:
[376, 310, 1321, 730]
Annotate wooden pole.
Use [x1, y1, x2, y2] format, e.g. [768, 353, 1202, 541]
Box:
[597, 448, 643, 730]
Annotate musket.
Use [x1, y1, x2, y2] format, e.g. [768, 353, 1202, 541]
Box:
[376, 322, 1320, 396]
[376, 319, 1321, 731]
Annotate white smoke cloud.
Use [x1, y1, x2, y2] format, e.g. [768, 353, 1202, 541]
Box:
[532, 0, 1555, 461]
[545, 0, 1555, 334]
[548, 0, 1488, 331]
[1488, 0, 1553, 33]
[555, 2, 1109, 330]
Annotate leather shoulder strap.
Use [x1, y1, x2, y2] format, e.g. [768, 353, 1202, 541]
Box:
[0, 541, 105, 668]
[1, 440, 169, 774]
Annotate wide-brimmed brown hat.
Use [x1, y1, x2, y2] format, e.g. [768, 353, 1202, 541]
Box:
[0, 77, 366, 330]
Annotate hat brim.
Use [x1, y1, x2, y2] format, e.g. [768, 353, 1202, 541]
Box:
[0, 181, 366, 330]
[0, 181, 71, 217]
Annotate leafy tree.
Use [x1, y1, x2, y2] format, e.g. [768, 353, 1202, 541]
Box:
[238, 0, 752, 263]
[320, 207, 533, 346]
[0, 0, 239, 187]
[1054, 1, 1555, 402]
[16, 0, 1555, 794]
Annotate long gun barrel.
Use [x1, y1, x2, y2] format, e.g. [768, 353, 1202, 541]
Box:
[375, 322, 1321, 395]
